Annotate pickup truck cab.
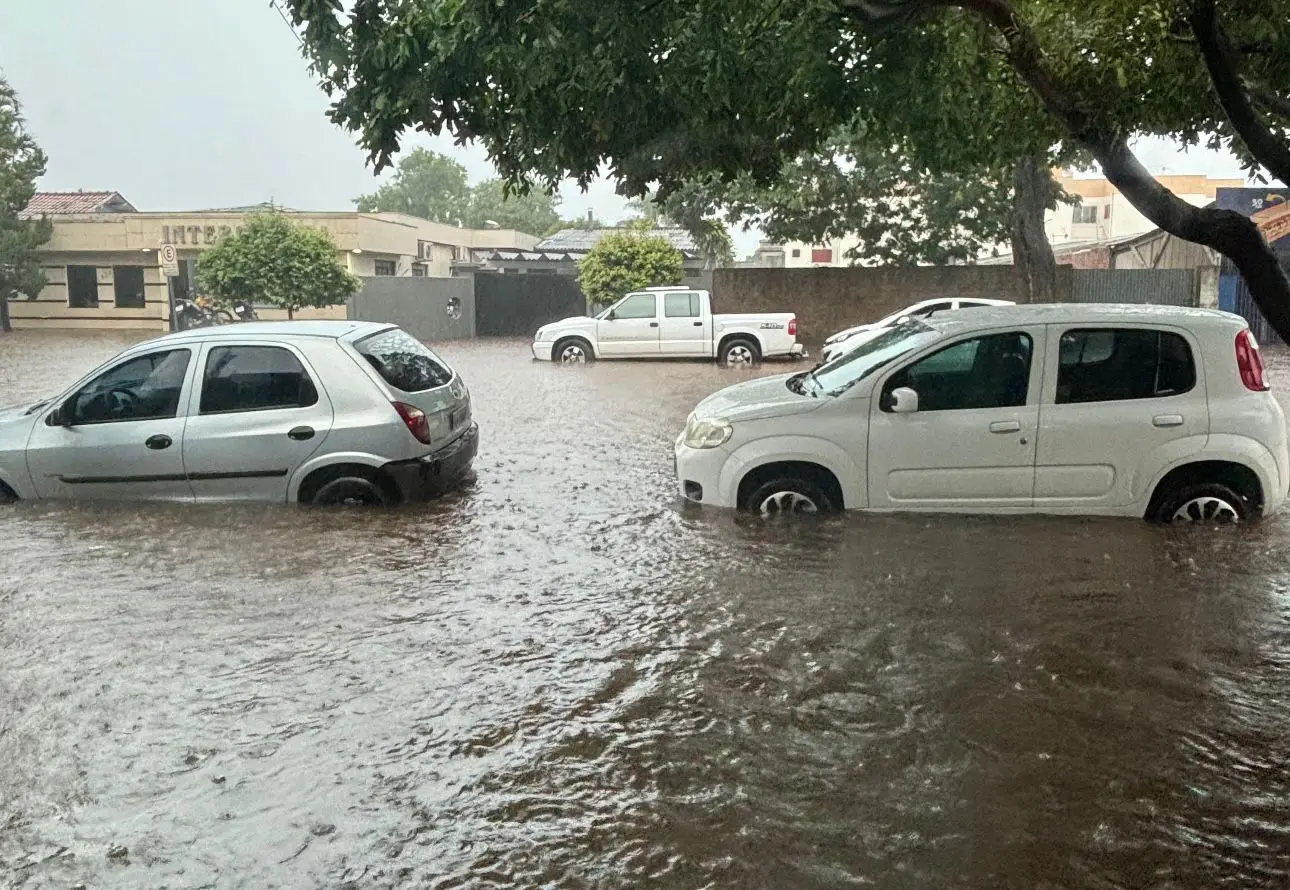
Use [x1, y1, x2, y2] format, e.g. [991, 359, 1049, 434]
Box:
[532, 286, 807, 367]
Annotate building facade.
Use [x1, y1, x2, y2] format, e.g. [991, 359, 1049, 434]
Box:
[11, 193, 539, 330]
[473, 226, 714, 287]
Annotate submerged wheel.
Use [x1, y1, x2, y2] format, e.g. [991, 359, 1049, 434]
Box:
[743, 477, 834, 517]
[720, 337, 761, 368]
[553, 338, 594, 364]
[1153, 482, 1249, 524]
[310, 476, 391, 507]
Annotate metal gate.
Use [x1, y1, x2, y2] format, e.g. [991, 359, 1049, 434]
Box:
[474, 272, 586, 337]
[1070, 269, 1198, 306]
[1220, 269, 1285, 346]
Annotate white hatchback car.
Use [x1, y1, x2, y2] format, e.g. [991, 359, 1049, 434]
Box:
[820, 297, 1015, 363]
[0, 321, 477, 506]
[675, 304, 1288, 522]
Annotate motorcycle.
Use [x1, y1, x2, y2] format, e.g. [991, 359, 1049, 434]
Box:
[231, 300, 259, 321]
[172, 296, 234, 330]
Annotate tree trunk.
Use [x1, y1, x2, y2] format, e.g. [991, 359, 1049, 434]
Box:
[0, 296, 11, 333]
[1011, 156, 1058, 304]
[287, 307, 294, 320]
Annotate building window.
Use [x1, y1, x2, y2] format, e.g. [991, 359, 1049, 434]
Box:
[811, 248, 833, 263]
[790, 248, 801, 258]
[1072, 205, 1098, 224]
[113, 266, 146, 309]
[373, 259, 397, 276]
[411, 263, 427, 277]
[67, 265, 100, 308]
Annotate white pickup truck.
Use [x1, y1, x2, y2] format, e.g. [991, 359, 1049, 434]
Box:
[531, 286, 806, 367]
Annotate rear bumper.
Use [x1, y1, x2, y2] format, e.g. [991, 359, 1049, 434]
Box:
[383, 423, 479, 502]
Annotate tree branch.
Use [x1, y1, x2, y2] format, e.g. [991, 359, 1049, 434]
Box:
[1189, 0, 1290, 185]
[1245, 79, 1290, 123]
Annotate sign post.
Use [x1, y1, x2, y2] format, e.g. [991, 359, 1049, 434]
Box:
[159, 244, 181, 331]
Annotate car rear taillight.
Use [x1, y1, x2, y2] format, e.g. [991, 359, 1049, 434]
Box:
[1235, 329, 1271, 392]
[392, 401, 432, 444]
[788, 317, 798, 337]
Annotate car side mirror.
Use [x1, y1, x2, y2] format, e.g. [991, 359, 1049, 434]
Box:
[607, 309, 617, 321]
[889, 386, 919, 414]
[48, 402, 72, 427]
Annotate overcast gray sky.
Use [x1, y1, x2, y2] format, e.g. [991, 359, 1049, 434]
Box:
[0, 0, 1260, 259]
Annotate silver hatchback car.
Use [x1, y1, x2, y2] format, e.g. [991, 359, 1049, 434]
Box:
[0, 321, 477, 506]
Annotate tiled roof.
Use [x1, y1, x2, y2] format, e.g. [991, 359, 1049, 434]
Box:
[536, 226, 701, 254]
[20, 191, 136, 217]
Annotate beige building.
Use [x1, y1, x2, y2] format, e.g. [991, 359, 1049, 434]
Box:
[738, 171, 1248, 268]
[12, 192, 540, 330]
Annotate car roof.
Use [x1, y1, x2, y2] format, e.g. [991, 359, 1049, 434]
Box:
[921, 302, 1246, 334]
[144, 319, 395, 347]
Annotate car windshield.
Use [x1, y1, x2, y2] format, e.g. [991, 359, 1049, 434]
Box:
[811, 318, 941, 396]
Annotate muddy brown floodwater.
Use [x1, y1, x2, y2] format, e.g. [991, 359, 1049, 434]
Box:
[2, 330, 1290, 889]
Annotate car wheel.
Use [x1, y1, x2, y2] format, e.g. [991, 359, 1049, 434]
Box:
[553, 338, 594, 364]
[311, 476, 392, 507]
[744, 477, 834, 517]
[0, 482, 18, 504]
[1153, 482, 1249, 524]
[720, 337, 761, 368]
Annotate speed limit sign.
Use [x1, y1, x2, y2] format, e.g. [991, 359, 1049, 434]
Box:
[159, 243, 179, 277]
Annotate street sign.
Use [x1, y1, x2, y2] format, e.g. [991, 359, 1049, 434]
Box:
[159, 243, 180, 277]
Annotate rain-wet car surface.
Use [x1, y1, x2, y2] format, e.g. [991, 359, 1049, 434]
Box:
[3, 329, 1290, 889]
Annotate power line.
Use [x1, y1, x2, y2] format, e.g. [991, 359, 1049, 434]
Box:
[268, 0, 304, 46]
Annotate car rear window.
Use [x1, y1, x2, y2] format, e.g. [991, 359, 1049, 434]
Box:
[355, 328, 454, 392]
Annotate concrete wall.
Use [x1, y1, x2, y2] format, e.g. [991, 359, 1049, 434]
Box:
[347, 276, 475, 341]
[712, 266, 1040, 346]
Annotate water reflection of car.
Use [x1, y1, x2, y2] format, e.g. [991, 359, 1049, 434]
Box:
[675, 304, 1288, 523]
[820, 297, 1015, 363]
[0, 321, 476, 507]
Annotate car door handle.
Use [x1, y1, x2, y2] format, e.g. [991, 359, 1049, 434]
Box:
[145, 434, 172, 450]
[1153, 414, 1184, 427]
[693, 321, 703, 327]
[649, 322, 659, 327]
[989, 420, 1021, 433]
[287, 426, 316, 441]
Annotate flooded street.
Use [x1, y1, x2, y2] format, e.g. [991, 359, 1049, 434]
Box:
[3, 330, 1290, 889]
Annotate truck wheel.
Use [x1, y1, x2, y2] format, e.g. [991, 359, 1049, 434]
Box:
[553, 338, 594, 364]
[720, 337, 761, 368]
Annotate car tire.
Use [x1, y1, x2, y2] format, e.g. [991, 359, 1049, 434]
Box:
[553, 338, 594, 364]
[0, 482, 18, 504]
[720, 337, 761, 368]
[311, 475, 392, 507]
[743, 477, 834, 517]
[1152, 481, 1250, 524]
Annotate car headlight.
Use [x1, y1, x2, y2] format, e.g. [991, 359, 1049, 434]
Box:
[824, 331, 854, 346]
[684, 416, 733, 449]
[535, 327, 548, 340]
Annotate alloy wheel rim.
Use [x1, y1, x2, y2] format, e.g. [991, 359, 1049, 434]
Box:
[560, 345, 586, 363]
[759, 490, 819, 516]
[727, 345, 754, 365]
[1172, 495, 1240, 523]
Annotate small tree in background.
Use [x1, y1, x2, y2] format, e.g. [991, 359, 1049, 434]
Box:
[577, 225, 684, 310]
[197, 211, 360, 319]
[0, 78, 53, 333]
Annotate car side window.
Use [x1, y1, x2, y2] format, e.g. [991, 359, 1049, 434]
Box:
[1056, 328, 1196, 404]
[884, 332, 1033, 412]
[64, 349, 192, 425]
[911, 301, 954, 318]
[199, 345, 319, 415]
[664, 292, 701, 318]
[612, 293, 657, 320]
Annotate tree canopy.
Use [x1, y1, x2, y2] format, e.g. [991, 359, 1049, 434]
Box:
[286, 0, 1290, 336]
[577, 227, 685, 309]
[0, 78, 53, 333]
[356, 147, 561, 234]
[197, 212, 360, 319]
